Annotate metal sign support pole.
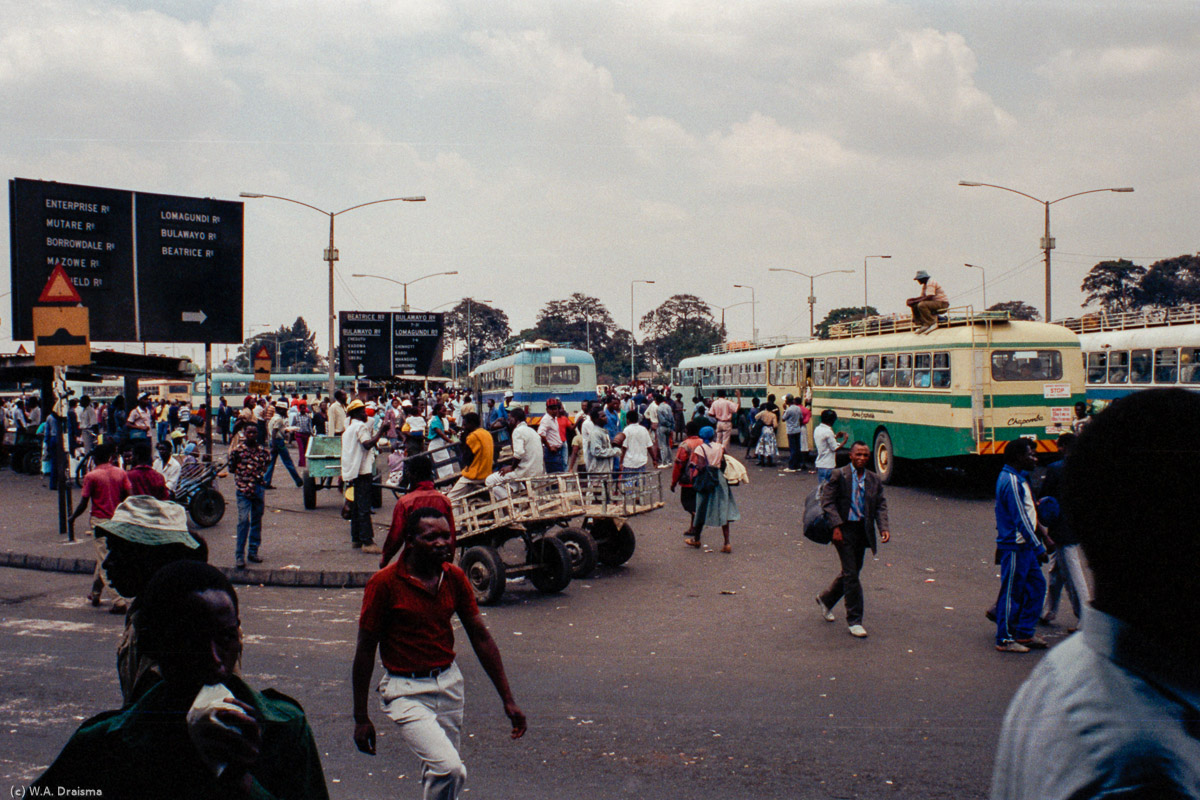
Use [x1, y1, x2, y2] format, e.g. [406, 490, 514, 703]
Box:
[54, 366, 74, 541]
[204, 342, 213, 462]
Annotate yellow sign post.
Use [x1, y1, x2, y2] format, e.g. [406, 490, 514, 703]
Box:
[33, 306, 91, 367]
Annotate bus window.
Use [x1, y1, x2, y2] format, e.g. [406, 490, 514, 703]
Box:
[850, 356, 864, 387]
[864, 355, 880, 387]
[812, 359, 825, 387]
[1181, 349, 1200, 384]
[1086, 352, 1107, 384]
[1154, 348, 1178, 384]
[931, 352, 951, 388]
[896, 353, 912, 387]
[1130, 350, 1152, 384]
[991, 350, 1065, 382]
[671, 368, 681, 385]
[534, 365, 580, 385]
[879, 354, 895, 387]
[914, 353, 932, 388]
[1107, 351, 1129, 384]
[837, 357, 850, 387]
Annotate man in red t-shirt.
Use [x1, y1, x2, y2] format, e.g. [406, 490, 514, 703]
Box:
[380, 455, 454, 569]
[69, 441, 132, 611]
[124, 440, 170, 500]
[352, 508, 525, 800]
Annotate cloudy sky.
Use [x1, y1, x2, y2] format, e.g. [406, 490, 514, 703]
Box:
[3, 0, 1196, 359]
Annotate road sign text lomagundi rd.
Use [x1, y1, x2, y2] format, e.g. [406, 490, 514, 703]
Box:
[339, 311, 444, 377]
[9, 178, 243, 343]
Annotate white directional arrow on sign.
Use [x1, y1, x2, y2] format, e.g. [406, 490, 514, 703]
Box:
[181, 310, 207, 323]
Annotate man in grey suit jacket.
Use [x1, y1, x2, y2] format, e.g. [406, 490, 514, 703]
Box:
[816, 441, 891, 638]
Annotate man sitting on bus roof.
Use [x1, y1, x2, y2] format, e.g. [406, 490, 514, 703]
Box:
[910, 270, 949, 334]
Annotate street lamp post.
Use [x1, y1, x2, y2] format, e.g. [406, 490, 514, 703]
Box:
[712, 301, 752, 340]
[239, 192, 426, 398]
[733, 284, 757, 342]
[964, 263, 987, 310]
[353, 270, 459, 312]
[958, 181, 1133, 321]
[862, 255, 891, 318]
[769, 268, 856, 338]
[630, 280, 655, 385]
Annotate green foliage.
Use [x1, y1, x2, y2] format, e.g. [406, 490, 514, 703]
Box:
[1081, 259, 1146, 312]
[639, 294, 722, 373]
[443, 299, 511, 373]
[986, 301, 1041, 321]
[815, 306, 878, 339]
[1135, 254, 1200, 309]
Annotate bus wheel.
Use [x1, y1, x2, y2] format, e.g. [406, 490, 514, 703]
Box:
[873, 429, 896, 484]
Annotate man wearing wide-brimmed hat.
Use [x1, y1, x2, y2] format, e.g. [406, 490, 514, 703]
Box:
[95, 495, 207, 704]
[910, 270, 949, 334]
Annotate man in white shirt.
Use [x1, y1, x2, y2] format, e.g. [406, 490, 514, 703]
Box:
[814, 409, 848, 485]
[342, 400, 385, 554]
[328, 390, 348, 436]
[708, 390, 740, 448]
[617, 409, 656, 474]
[486, 408, 544, 500]
[537, 399, 565, 474]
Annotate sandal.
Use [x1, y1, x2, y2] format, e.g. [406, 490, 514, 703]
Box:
[720, 544, 732, 554]
[87, 591, 101, 607]
[684, 538, 702, 548]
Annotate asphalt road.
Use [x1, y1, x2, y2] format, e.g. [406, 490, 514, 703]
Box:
[1, 464, 1076, 799]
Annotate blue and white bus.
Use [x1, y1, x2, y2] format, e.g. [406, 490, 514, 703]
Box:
[470, 341, 597, 417]
[1060, 305, 1200, 408]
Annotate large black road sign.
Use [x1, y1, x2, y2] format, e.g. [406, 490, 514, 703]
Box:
[339, 311, 444, 377]
[134, 191, 243, 344]
[9, 178, 243, 343]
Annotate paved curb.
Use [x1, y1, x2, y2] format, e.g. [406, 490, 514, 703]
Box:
[0, 551, 374, 588]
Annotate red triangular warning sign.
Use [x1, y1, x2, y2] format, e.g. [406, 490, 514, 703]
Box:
[16, 344, 30, 356]
[255, 345, 271, 360]
[38, 264, 83, 304]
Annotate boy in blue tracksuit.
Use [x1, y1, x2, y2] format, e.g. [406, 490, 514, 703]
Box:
[993, 438, 1048, 653]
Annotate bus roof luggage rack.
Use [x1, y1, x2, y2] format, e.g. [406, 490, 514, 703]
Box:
[709, 334, 808, 355]
[828, 307, 1011, 339]
[1056, 304, 1200, 334]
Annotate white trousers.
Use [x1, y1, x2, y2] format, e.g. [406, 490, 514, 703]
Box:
[1041, 543, 1091, 622]
[380, 662, 466, 800]
[484, 471, 510, 501]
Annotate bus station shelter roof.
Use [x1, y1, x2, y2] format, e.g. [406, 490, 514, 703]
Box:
[0, 349, 194, 383]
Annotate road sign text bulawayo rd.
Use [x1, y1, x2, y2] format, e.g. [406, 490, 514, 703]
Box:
[339, 311, 444, 377]
[9, 178, 243, 343]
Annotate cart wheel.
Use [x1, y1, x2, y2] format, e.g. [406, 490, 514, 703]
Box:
[461, 546, 507, 605]
[597, 522, 636, 567]
[551, 526, 598, 579]
[189, 488, 226, 528]
[371, 483, 383, 508]
[528, 536, 572, 594]
[302, 475, 318, 509]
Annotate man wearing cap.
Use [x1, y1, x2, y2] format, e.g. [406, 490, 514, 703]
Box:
[485, 407, 544, 500]
[228, 422, 272, 569]
[910, 270, 949, 334]
[263, 402, 303, 490]
[343, 400, 386, 554]
[93, 495, 208, 704]
[125, 393, 154, 442]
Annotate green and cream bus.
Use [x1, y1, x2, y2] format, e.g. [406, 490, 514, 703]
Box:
[763, 311, 1085, 482]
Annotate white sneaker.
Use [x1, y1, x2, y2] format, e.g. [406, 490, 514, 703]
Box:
[816, 596, 835, 622]
[782, 468, 797, 473]
[848, 624, 868, 638]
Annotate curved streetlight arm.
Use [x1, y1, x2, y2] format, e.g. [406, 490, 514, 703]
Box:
[1049, 187, 1134, 205]
[238, 193, 329, 216]
[333, 196, 426, 217]
[958, 181, 1044, 204]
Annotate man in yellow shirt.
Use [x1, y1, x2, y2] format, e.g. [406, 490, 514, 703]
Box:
[448, 412, 493, 498]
